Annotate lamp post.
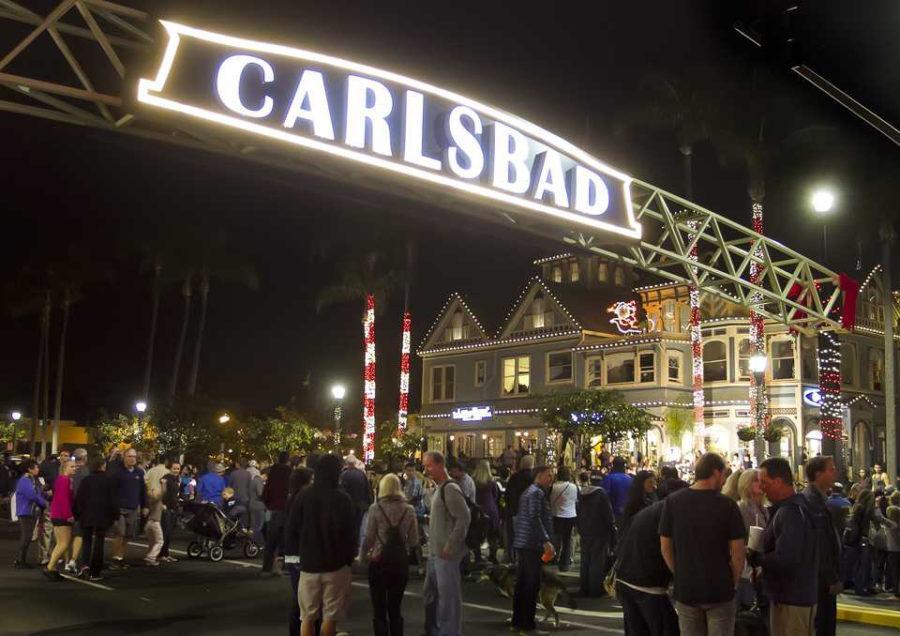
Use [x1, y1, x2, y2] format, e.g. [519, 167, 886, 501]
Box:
[749, 353, 768, 464]
[135, 401, 147, 443]
[218, 413, 230, 458]
[331, 384, 345, 452]
[10, 411, 21, 453]
[811, 189, 836, 262]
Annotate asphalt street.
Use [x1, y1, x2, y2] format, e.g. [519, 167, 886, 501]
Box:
[0, 519, 895, 636]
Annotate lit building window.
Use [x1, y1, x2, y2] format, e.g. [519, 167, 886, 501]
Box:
[870, 348, 884, 391]
[703, 340, 727, 382]
[547, 351, 573, 383]
[598, 262, 609, 283]
[502, 356, 530, 396]
[737, 338, 752, 380]
[444, 310, 469, 341]
[770, 338, 795, 380]
[431, 365, 455, 401]
[614, 267, 625, 286]
[523, 294, 553, 330]
[570, 261, 580, 282]
[552, 266, 562, 283]
[586, 357, 602, 387]
[667, 352, 681, 382]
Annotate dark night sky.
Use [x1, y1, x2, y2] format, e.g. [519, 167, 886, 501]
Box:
[1, 1, 898, 431]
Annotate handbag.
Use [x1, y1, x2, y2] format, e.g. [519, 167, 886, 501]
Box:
[603, 559, 619, 598]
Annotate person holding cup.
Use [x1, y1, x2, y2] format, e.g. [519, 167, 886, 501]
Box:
[749, 457, 818, 636]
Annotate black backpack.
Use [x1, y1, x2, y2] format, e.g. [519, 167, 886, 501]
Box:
[377, 503, 409, 566]
[441, 481, 487, 551]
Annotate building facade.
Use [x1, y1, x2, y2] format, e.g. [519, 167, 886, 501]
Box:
[417, 255, 899, 473]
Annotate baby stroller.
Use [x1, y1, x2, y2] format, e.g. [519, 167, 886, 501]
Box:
[185, 502, 260, 562]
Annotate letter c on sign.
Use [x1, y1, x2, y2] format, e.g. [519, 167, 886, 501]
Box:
[216, 54, 275, 118]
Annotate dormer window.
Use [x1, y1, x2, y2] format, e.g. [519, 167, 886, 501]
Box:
[523, 293, 554, 330]
[444, 310, 469, 342]
[598, 262, 609, 283]
[570, 261, 580, 282]
[552, 266, 562, 283]
[614, 267, 625, 286]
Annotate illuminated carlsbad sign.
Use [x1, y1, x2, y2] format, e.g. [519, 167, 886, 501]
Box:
[137, 22, 641, 239]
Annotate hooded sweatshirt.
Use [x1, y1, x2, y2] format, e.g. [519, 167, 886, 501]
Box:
[285, 455, 357, 573]
[576, 484, 615, 542]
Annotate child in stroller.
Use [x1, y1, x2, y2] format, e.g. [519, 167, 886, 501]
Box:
[184, 499, 259, 562]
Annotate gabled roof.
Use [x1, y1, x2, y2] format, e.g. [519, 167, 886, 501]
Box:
[418, 293, 490, 352]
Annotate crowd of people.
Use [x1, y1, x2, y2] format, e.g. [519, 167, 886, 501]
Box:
[3, 444, 900, 636]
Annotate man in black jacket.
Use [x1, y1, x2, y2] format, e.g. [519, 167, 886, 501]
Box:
[751, 457, 819, 635]
[72, 456, 118, 580]
[802, 456, 841, 636]
[285, 454, 356, 636]
[262, 451, 293, 572]
[576, 472, 616, 597]
[616, 479, 686, 634]
[503, 454, 534, 564]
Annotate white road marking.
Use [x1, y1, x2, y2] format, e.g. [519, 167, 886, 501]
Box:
[59, 573, 115, 591]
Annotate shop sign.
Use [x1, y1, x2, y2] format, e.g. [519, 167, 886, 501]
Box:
[802, 387, 822, 408]
[137, 21, 641, 239]
[452, 406, 493, 422]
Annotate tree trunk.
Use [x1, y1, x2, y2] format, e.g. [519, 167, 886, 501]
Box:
[169, 276, 193, 401]
[142, 262, 162, 401]
[559, 432, 572, 466]
[51, 289, 70, 454]
[186, 270, 210, 398]
[29, 292, 50, 453]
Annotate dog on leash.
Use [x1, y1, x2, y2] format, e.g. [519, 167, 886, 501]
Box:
[477, 563, 577, 627]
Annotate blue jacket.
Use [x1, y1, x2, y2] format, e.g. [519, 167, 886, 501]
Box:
[601, 471, 633, 519]
[513, 483, 552, 550]
[15, 474, 47, 518]
[109, 465, 146, 510]
[197, 472, 226, 506]
[758, 493, 819, 606]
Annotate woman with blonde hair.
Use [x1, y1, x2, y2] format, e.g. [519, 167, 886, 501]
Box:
[473, 459, 501, 563]
[737, 468, 768, 530]
[722, 468, 743, 502]
[360, 472, 419, 635]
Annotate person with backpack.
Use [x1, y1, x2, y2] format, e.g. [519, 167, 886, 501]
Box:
[422, 451, 471, 636]
[360, 472, 419, 636]
[511, 465, 556, 633]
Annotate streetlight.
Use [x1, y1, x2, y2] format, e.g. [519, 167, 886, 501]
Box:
[749, 353, 768, 463]
[811, 188, 836, 261]
[135, 401, 147, 441]
[10, 411, 21, 454]
[331, 384, 345, 451]
[218, 413, 230, 458]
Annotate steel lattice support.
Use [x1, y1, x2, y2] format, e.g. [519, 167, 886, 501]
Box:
[0, 3, 845, 332]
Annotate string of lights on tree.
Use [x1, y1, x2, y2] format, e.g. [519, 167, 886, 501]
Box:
[362, 294, 376, 462]
[817, 331, 843, 441]
[397, 311, 411, 430]
[748, 202, 769, 436]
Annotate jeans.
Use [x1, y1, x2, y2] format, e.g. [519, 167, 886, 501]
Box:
[37, 507, 52, 563]
[580, 535, 611, 597]
[814, 589, 836, 636]
[249, 506, 266, 545]
[512, 548, 542, 631]
[17, 515, 36, 564]
[369, 560, 409, 635]
[853, 543, 874, 594]
[503, 516, 516, 564]
[675, 598, 736, 636]
[887, 552, 900, 594]
[553, 517, 576, 569]
[160, 509, 176, 557]
[262, 510, 285, 572]
[81, 527, 106, 577]
[617, 582, 679, 636]
[423, 554, 463, 636]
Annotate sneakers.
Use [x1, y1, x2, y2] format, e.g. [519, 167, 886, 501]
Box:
[159, 555, 178, 563]
[143, 558, 159, 567]
[65, 560, 78, 574]
[108, 558, 129, 570]
[43, 569, 64, 581]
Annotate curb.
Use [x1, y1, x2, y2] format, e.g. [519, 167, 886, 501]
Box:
[837, 603, 900, 628]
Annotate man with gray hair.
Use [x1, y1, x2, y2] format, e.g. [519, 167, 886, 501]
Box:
[66, 448, 89, 573]
[423, 450, 470, 636]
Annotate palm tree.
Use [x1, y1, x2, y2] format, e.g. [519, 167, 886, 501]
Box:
[141, 258, 162, 402]
[619, 68, 722, 434]
[185, 232, 259, 398]
[316, 248, 404, 460]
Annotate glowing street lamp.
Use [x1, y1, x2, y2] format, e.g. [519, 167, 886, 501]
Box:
[331, 384, 346, 450]
[10, 410, 21, 453]
[135, 401, 147, 440]
[811, 188, 836, 261]
[218, 413, 231, 424]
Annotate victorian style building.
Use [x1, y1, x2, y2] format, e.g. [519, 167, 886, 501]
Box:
[417, 254, 898, 472]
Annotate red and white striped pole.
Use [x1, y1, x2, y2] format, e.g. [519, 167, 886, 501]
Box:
[398, 311, 411, 430]
[749, 202, 768, 460]
[362, 294, 376, 463]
